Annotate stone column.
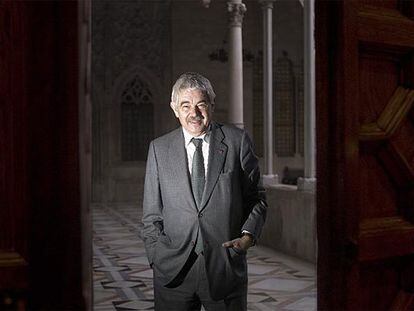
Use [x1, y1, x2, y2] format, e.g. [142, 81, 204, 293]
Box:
[227, 0, 246, 129]
[260, 0, 278, 186]
[297, 0, 316, 192]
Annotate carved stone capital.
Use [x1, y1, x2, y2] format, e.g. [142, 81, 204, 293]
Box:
[259, 0, 275, 10]
[201, 0, 211, 8]
[227, 2, 247, 27]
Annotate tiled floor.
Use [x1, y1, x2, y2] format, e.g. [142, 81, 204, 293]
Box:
[93, 203, 316, 310]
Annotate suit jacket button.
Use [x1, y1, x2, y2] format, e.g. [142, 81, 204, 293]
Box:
[191, 241, 195, 246]
[198, 212, 203, 218]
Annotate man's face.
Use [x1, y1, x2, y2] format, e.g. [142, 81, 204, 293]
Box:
[171, 88, 214, 137]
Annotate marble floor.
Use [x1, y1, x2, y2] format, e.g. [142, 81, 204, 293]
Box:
[93, 203, 316, 311]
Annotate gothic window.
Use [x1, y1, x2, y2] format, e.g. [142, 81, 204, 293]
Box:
[121, 76, 154, 161]
[274, 52, 296, 157]
[253, 51, 304, 158]
[295, 62, 304, 155]
[253, 51, 264, 157]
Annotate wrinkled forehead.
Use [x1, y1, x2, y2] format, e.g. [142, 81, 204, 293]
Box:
[176, 87, 209, 103]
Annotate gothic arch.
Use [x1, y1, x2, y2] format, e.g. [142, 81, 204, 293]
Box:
[112, 66, 161, 162]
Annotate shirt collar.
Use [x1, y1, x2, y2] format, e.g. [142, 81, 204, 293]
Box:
[182, 124, 211, 147]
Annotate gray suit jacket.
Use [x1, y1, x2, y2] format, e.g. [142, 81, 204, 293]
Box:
[142, 122, 266, 300]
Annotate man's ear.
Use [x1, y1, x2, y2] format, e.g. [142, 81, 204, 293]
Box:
[210, 103, 215, 112]
[170, 102, 179, 118]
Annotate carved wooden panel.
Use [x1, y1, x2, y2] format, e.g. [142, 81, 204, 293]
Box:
[0, 1, 29, 291]
[317, 0, 414, 309]
[1, 1, 90, 309]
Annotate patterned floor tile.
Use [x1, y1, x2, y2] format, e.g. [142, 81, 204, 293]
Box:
[96, 266, 130, 272]
[284, 297, 317, 311]
[114, 300, 154, 310]
[248, 263, 280, 275]
[248, 293, 273, 303]
[128, 269, 153, 279]
[94, 289, 121, 305]
[250, 278, 313, 292]
[93, 203, 316, 310]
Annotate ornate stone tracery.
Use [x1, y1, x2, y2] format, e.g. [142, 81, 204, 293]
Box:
[108, 1, 170, 80]
[120, 75, 154, 161]
[92, 1, 170, 200]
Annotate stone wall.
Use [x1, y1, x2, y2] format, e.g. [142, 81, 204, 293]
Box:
[259, 186, 317, 263]
[92, 0, 172, 203]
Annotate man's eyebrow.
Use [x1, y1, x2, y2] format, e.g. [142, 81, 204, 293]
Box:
[179, 100, 207, 106]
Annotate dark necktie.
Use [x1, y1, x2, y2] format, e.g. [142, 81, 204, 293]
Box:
[191, 138, 205, 208]
[191, 138, 205, 254]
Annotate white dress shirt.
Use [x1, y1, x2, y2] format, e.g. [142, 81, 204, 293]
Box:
[182, 127, 210, 176]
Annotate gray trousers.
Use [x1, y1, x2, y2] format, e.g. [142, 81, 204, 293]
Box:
[153, 251, 247, 311]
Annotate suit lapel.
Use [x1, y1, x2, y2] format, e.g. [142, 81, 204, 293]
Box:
[200, 122, 227, 211]
[168, 128, 198, 210]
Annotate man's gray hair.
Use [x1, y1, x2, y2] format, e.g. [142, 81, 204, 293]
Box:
[171, 72, 216, 106]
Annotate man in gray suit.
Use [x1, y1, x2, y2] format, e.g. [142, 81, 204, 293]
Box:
[142, 72, 266, 311]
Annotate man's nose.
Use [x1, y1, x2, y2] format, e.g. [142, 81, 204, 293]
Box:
[189, 105, 202, 116]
